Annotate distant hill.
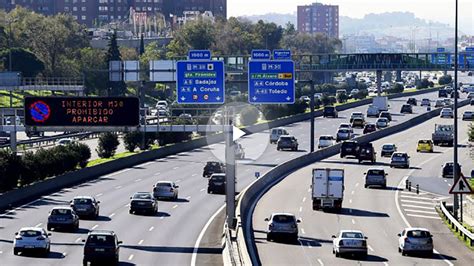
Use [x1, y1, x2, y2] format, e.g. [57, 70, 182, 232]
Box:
[240, 11, 457, 39]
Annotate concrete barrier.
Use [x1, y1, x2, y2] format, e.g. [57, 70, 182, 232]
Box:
[233, 98, 469, 265]
[0, 88, 439, 212]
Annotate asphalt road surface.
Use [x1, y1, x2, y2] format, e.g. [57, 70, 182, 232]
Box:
[0, 90, 461, 266]
[253, 105, 474, 265]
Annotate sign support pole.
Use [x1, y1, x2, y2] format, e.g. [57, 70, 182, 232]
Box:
[225, 107, 236, 228]
[140, 81, 146, 150]
[460, 194, 463, 223]
[453, 0, 459, 220]
[310, 80, 315, 153]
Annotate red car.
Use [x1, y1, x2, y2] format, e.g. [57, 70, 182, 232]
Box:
[363, 123, 376, 134]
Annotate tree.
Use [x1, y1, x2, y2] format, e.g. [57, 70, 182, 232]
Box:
[0, 48, 44, 76]
[69, 143, 91, 168]
[123, 132, 141, 152]
[254, 20, 283, 50]
[213, 17, 260, 55]
[388, 83, 404, 94]
[417, 78, 431, 89]
[96, 133, 120, 158]
[80, 47, 107, 95]
[106, 31, 127, 96]
[240, 107, 260, 126]
[438, 75, 453, 85]
[166, 18, 216, 57]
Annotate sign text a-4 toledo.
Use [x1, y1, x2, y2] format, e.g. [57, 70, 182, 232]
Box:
[248, 60, 295, 104]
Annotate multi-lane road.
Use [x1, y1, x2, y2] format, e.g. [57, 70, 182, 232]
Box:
[0, 89, 469, 265]
[253, 105, 474, 265]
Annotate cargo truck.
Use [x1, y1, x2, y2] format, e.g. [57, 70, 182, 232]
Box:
[311, 168, 344, 211]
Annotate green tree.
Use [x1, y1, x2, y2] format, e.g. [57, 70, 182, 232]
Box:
[106, 32, 127, 96]
[240, 107, 260, 126]
[69, 143, 91, 168]
[0, 150, 21, 192]
[213, 17, 260, 55]
[123, 131, 141, 152]
[0, 48, 44, 76]
[254, 20, 283, 50]
[166, 18, 216, 57]
[438, 75, 453, 85]
[96, 133, 120, 158]
[80, 47, 107, 95]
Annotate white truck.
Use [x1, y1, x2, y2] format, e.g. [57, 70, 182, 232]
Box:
[312, 168, 344, 211]
[372, 96, 389, 111]
[432, 124, 454, 146]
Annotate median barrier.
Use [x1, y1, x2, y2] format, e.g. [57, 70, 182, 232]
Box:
[231, 98, 469, 265]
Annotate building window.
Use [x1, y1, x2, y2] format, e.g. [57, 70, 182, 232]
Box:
[81, 15, 86, 20]
[81, 7, 86, 11]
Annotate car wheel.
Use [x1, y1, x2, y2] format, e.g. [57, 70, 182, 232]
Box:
[266, 234, 272, 241]
[401, 250, 406, 256]
[13, 248, 19, 255]
[129, 209, 133, 214]
[47, 225, 52, 231]
[335, 250, 340, 257]
[83, 260, 88, 266]
[208, 189, 212, 194]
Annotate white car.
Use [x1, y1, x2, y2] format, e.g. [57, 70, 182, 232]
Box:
[265, 213, 300, 242]
[153, 181, 179, 200]
[338, 123, 353, 133]
[156, 100, 168, 109]
[57, 138, 74, 146]
[420, 98, 431, 106]
[440, 108, 454, 118]
[299, 95, 310, 102]
[350, 112, 365, 123]
[158, 109, 169, 117]
[332, 230, 368, 258]
[366, 105, 380, 117]
[434, 100, 444, 108]
[318, 135, 335, 149]
[13, 227, 51, 256]
[462, 111, 474, 121]
[398, 228, 433, 256]
[270, 127, 289, 144]
[314, 93, 323, 100]
[376, 117, 389, 128]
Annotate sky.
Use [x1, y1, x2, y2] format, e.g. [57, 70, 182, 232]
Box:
[228, 0, 473, 34]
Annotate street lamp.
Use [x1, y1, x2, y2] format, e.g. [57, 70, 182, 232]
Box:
[453, 0, 460, 221]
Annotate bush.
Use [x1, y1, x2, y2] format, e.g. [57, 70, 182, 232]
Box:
[417, 78, 430, 90]
[287, 100, 308, 116]
[69, 143, 91, 168]
[0, 150, 21, 192]
[123, 132, 141, 152]
[353, 89, 369, 100]
[469, 123, 474, 142]
[387, 83, 404, 94]
[438, 75, 453, 85]
[240, 107, 260, 126]
[96, 133, 120, 158]
[321, 95, 336, 106]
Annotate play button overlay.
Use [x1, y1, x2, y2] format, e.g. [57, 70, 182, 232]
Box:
[233, 126, 246, 141]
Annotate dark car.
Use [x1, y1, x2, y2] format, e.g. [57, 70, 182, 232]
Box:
[70, 196, 100, 219]
[208, 173, 226, 194]
[357, 143, 376, 164]
[363, 123, 376, 134]
[470, 99, 474, 106]
[438, 89, 448, 98]
[442, 162, 462, 178]
[400, 104, 413, 114]
[277, 135, 298, 151]
[407, 98, 417, 106]
[390, 152, 410, 168]
[340, 141, 358, 158]
[202, 161, 225, 178]
[47, 207, 79, 231]
[83, 230, 122, 265]
[323, 106, 338, 118]
[379, 111, 392, 122]
[129, 192, 158, 215]
[26, 130, 44, 138]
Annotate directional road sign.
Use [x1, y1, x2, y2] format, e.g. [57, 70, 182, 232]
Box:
[431, 48, 452, 65]
[449, 174, 474, 194]
[273, 50, 292, 60]
[176, 60, 225, 104]
[459, 47, 474, 69]
[251, 50, 271, 60]
[248, 60, 295, 104]
[188, 50, 211, 60]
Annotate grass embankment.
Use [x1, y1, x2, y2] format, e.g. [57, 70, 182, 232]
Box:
[437, 206, 474, 251]
[86, 151, 138, 167]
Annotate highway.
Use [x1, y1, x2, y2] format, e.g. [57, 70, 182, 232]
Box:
[0, 90, 464, 265]
[252, 105, 474, 265]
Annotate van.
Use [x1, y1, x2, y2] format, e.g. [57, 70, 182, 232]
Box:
[364, 168, 387, 188]
[270, 127, 289, 144]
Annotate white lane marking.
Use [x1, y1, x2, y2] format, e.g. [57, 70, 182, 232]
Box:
[301, 228, 306, 234]
[186, 196, 192, 200]
[355, 183, 359, 188]
[149, 226, 154, 231]
[448, 183, 452, 187]
[35, 223, 42, 227]
[406, 214, 441, 220]
[0, 251, 3, 254]
[400, 195, 435, 201]
[275, 158, 281, 162]
[105, 169, 131, 178]
[63, 252, 67, 257]
[401, 204, 436, 210]
[154, 172, 161, 176]
[351, 219, 355, 225]
[349, 199, 353, 204]
[138, 162, 154, 167]
[125, 204, 130, 207]
[400, 199, 436, 205]
[290, 153, 295, 157]
[317, 259, 324, 266]
[191, 205, 226, 266]
[138, 240, 144, 245]
[95, 193, 103, 197]
[109, 213, 116, 218]
[401, 191, 427, 195]
[351, 190, 355, 195]
[128, 254, 134, 261]
[302, 197, 307, 203]
[404, 209, 438, 215]
[172, 205, 178, 209]
[75, 237, 82, 243]
[383, 262, 389, 266]
[176, 179, 182, 183]
[91, 225, 99, 230]
[160, 216, 165, 220]
[192, 174, 197, 177]
[308, 188, 311, 192]
[299, 206, 303, 212]
[368, 245, 374, 252]
[115, 185, 122, 189]
[173, 166, 179, 170]
[135, 178, 142, 182]
[200, 188, 206, 192]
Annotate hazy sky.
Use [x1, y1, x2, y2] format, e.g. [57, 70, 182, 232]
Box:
[228, 0, 473, 33]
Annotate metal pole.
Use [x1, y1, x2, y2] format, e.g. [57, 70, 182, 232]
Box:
[140, 81, 146, 149]
[225, 108, 236, 227]
[8, 19, 13, 108]
[453, 0, 459, 219]
[460, 194, 463, 223]
[310, 80, 315, 153]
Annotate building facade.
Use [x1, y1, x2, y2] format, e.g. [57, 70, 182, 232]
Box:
[297, 2, 339, 38]
[0, 0, 226, 27]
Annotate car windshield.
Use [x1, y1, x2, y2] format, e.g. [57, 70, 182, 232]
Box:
[393, 153, 406, 158]
[133, 193, 152, 200]
[156, 183, 172, 187]
[343, 142, 357, 148]
[320, 136, 333, 140]
[339, 129, 349, 133]
[280, 137, 292, 141]
[273, 215, 295, 223]
[51, 209, 72, 215]
[418, 140, 430, 144]
[211, 175, 225, 182]
[73, 198, 92, 205]
[341, 232, 364, 239]
[407, 230, 431, 238]
[87, 235, 115, 246]
[367, 169, 385, 176]
[383, 145, 394, 150]
[378, 119, 387, 123]
[19, 230, 42, 237]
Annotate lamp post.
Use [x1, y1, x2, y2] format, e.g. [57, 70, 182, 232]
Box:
[453, 0, 460, 221]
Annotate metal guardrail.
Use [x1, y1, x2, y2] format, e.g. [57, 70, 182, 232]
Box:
[439, 201, 474, 246]
[0, 132, 100, 150]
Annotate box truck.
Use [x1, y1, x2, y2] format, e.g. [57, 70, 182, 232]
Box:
[312, 168, 344, 210]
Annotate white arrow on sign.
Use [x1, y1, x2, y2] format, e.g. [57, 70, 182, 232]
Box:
[233, 126, 246, 141]
[181, 96, 186, 101]
[286, 96, 291, 101]
[216, 96, 221, 101]
[252, 96, 257, 101]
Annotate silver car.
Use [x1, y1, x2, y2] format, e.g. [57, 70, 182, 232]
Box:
[13, 227, 51, 256]
[440, 108, 454, 118]
[398, 228, 433, 256]
[462, 111, 474, 121]
[332, 230, 368, 258]
[153, 181, 179, 200]
[47, 207, 79, 231]
[265, 213, 301, 242]
[376, 117, 389, 129]
[336, 128, 352, 142]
